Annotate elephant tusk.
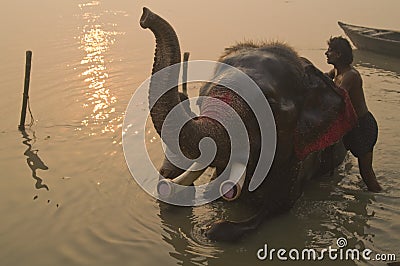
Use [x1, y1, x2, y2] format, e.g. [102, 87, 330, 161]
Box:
[157, 162, 208, 198]
[219, 163, 246, 201]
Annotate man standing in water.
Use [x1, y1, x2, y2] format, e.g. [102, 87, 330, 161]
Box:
[325, 36, 382, 192]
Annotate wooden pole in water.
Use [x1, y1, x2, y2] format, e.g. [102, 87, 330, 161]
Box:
[19, 50, 32, 131]
[182, 52, 190, 97]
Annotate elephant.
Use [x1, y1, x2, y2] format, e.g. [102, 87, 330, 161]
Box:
[139, 7, 357, 241]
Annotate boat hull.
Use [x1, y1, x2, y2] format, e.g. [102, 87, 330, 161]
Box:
[338, 22, 400, 57]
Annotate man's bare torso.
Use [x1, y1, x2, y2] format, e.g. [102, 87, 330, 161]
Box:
[332, 67, 369, 118]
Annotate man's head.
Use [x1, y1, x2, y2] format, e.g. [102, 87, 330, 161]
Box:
[325, 36, 353, 66]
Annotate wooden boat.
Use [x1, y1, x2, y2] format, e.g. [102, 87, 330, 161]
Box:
[338, 21, 400, 57]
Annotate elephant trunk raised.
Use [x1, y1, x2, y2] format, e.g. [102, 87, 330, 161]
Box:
[140, 7, 230, 168]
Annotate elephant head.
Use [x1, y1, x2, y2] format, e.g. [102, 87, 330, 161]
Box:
[139, 7, 357, 241]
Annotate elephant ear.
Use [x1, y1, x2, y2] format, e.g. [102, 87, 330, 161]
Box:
[294, 58, 357, 160]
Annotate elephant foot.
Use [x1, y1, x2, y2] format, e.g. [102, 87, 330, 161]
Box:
[206, 220, 247, 242]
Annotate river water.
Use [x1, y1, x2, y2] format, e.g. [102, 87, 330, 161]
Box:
[0, 1, 399, 265]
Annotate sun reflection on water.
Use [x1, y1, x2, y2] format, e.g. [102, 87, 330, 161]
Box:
[77, 1, 125, 134]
